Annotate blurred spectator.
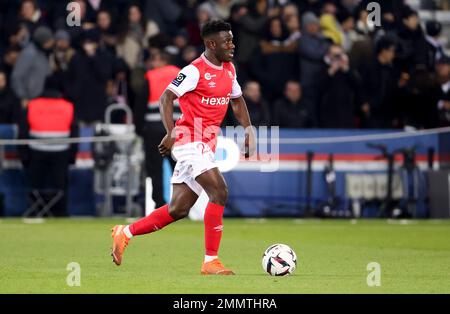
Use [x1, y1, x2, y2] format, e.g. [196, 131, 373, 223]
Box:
[395, 8, 428, 72]
[273, 80, 315, 128]
[50, 29, 75, 75]
[146, 33, 172, 59]
[354, 5, 376, 38]
[104, 57, 130, 123]
[242, 81, 271, 126]
[321, 1, 339, 15]
[341, 0, 360, 13]
[116, 4, 159, 70]
[438, 91, 450, 127]
[66, 29, 112, 124]
[250, 16, 298, 101]
[4, 23, 30, 50]
[435, 55, 450, 86]
[318, 44, 360, 128]
[197, 0, 235, 20]
[425, 20, 447, 71]
[185, 3, 214, 49]
[227, 3, 248, 47]
[17, 0, 45, 36]
[281, 2, 299, 23]
[298, 11, 331, 121]
[320, 12, 343, 46]
[11, 26, 54, 108]
[144, 0, 182, 36]
[84, 0, 118, 24]
[349, 6, 375, 71]
[41, 0, 72, 30]
[107, 57, 129, 106]
[18, 75, 78, 217]
[180, 45, 200, 68]
[337, 9, 357, 53]
[66, 0, 97, 50]
[134, 50, 179, 208]
[0, 69, 21, 124]
[398, 66, 439, 129]
[379, 0, 408, 28]
[96, 9, 118, 55]
[1, 45, 22, 78]
[297, 0, 323, 16]
[263, 16, 287, 47]
[129, 33, 172, 100]
[359, 36, 399, 128]
[284, 12, 302, 47]
[434, 56, 450, 122]
[358, 0, 407, 29]
[168, 29, 192, 68]
[234, 0, 277, 70]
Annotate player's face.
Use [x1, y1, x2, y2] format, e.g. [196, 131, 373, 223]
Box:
[214, 31, 235, 62]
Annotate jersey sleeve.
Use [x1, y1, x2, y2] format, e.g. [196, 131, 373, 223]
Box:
[166, 64, 200, 97]
[230, 64, 242, 99]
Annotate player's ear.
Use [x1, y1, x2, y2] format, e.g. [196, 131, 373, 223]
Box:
[205, 39, 216, 50]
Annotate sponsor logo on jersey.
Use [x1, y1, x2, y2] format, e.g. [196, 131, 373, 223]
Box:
[208, 81, 216, 88]
[228, 70, 233, 79]
[171, 73, 186, 87]
[201, 96, 230, 106]
[204, 72, 216, 80]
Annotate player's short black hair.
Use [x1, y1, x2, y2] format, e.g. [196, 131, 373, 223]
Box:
[200, 20, 231, 39]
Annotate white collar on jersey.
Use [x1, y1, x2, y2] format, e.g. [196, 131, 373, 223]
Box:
[201, 53, 223, 70]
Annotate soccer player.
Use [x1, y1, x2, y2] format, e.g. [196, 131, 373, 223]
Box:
[111, 20, 255, 275]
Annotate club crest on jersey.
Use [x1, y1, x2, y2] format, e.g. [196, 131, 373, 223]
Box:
[172, 73, 186, 87]
[204, 72, 216, 80]
[228, 70, 233, 78]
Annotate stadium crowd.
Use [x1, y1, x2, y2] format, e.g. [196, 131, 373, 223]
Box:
[0, 0, 450, 131]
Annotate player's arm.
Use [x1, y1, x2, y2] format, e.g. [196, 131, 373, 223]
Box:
[230, 96, 256, 158]
[158, 65, 200, 157]
[158, 89, 178, 157]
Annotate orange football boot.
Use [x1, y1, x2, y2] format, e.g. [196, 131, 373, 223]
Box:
[201, 259, 235, 275]
[111, 225, 130, 266]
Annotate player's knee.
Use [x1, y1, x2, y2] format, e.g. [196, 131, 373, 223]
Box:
[168, 205, 190, 220]
[208, 185, 228, 205]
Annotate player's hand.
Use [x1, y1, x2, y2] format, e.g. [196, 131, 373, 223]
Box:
[158, 133, 175, 157]
[244, 130, 256, 159]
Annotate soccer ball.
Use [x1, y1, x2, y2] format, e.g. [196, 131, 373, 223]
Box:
[262, 244, 297, 276]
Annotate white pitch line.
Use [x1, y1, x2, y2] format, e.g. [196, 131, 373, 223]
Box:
[386, 219, 417, 225]
[244, 218, 268, 223]
[22, 218, 45, 224]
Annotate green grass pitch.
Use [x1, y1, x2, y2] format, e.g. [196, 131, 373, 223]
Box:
[0, 218, 449, 294]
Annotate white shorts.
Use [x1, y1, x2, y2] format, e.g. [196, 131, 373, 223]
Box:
[170, 142, 217, 196]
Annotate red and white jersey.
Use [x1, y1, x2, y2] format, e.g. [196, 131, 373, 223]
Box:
[167, 53, 242, 152]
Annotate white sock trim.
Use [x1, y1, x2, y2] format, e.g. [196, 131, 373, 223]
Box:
[204, 255, 218, 263]
[123, 225, 133, 239]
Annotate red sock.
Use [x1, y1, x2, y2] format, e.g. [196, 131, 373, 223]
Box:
[204, 202, 225, 256]
[129, 205, 175, 236]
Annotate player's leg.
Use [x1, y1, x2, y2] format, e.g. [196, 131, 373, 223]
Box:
[167, 183, 200, 220]
[195, 168, 234, 275]
[111, 183, 198, 265]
